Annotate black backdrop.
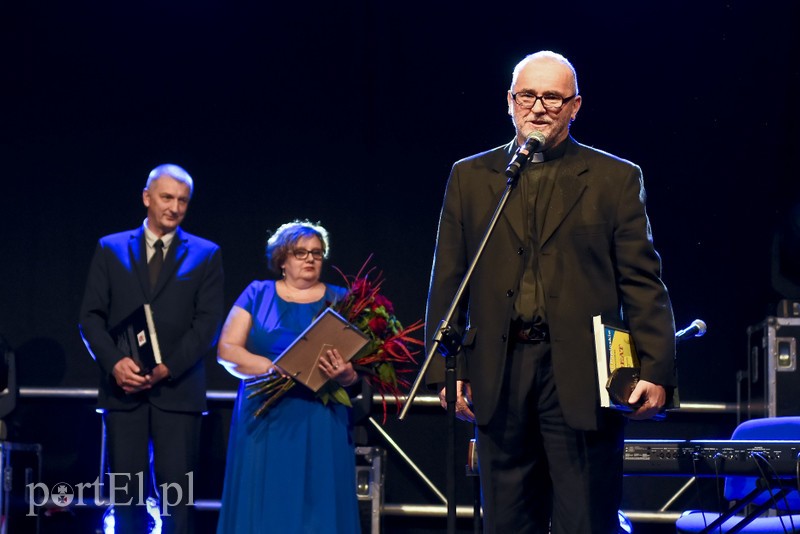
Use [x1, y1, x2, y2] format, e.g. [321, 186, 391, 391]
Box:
[3, 0, 800, 531]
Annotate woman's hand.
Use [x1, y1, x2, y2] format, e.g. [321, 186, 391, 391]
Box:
[319, 348, 358, 387]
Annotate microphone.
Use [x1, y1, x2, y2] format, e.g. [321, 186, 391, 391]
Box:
[505, 131, 547, 180]
[676, 319, 707, 343]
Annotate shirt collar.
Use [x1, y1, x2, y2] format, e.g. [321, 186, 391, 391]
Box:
[538, 137, 569, 162]
[142, 218, 176, 250]
[511, 135, 570, 164]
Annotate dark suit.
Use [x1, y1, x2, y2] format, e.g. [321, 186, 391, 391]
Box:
[426, 136, 676, 533]
[80, 225, 224, 534]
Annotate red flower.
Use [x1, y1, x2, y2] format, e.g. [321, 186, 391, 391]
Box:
[368, 316, 388, 337]
[373, 294, 394, 315]
[247, 255, 423, 423]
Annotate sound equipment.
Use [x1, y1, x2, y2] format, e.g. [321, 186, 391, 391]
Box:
[624, 439, 800, 477]
[744, 316, 800, 419]
[1, 441, 42, 533]
[356, 446, 385, 534]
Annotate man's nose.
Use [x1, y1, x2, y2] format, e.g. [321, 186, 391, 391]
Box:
[531, 98, 547, 112]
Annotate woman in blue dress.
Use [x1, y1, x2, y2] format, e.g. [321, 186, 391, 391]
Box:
[216, 220, 361, 533]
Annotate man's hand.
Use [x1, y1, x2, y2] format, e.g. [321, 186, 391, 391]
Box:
[147, 363, 171, 385]
[626, 379, 666, 420]
[112, 357, 151, 394]
[439, 379, 475, 423]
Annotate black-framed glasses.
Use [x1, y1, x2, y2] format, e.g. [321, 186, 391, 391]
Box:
[511, 92, 577, 110]
[291, 248, 324, 260]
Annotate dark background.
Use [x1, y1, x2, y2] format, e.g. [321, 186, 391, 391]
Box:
[2, 1, 799, 532]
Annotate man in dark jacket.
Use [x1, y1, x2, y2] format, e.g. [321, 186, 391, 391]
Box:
[425, 51, 676, 534]
[80, 163, 224, 534]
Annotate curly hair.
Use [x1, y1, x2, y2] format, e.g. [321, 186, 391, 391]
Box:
[265, 219, 330, 275]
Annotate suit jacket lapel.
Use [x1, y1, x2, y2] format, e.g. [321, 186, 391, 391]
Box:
[152, 227, 188, 298]
[129, 228, 151, 298]
[488, 141, 526, 243]
[539, 139, 588, 246]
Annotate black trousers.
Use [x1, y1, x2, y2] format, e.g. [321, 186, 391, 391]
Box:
[104, 404, 202, 534]
[476, 341, 625, 534]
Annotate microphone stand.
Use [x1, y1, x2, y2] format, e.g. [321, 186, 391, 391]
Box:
[399, 149, 533, 534]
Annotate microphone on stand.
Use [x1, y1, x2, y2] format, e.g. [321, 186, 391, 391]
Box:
[676, 319, 707, 343]
[505, 131, 546, 181]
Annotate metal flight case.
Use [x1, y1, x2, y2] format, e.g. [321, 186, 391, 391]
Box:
[355, 446, 385, 534]
[745, 316, 800, 419]
[0, 441, 42, 534]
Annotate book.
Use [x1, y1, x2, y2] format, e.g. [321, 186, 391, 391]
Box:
[592, 315, 678, 419]
[109, 304, 162, 375]
[593, 314, 663, 415]
[272, 307, 370, 392]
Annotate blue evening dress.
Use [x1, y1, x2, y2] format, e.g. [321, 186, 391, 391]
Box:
[216, 281, 361, 534]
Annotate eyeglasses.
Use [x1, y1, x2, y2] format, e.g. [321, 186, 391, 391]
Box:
[291, 248, 324, 260]
[511, 92, 577, 111]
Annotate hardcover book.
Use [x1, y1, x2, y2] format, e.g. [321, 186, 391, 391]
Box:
[592, 314, 676, 418]
[109, 304, 162, 375]
[593, 314, 639, 411]
[273, 307, 370, 392]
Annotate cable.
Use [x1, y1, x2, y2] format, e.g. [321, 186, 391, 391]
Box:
[712, 452, 724, 534]
[795, 452, 800, 499]
[749, 451, 794, 534]
[690, 450, 725, 533]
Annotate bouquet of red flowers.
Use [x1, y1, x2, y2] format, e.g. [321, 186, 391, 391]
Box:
[246, 256, 423, 422]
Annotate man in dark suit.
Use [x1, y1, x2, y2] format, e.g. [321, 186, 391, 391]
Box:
[80, 163, 224, 534]
[425, 51, 676, 533]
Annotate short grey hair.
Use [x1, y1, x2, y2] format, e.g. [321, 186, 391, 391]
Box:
[145, 164, 194, 197]
[511, 51, 579, 95]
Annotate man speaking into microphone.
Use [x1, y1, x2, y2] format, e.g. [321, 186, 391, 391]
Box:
[424, 51, 676, 534]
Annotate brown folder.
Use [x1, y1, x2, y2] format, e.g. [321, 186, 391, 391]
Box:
[273, 308, 370, 392]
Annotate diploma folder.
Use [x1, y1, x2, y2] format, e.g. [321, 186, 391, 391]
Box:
[273, 308, 370, 392]
[109, 304, 162, 375]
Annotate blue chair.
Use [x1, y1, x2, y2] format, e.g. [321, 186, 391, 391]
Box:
[676, 416, 800, 533]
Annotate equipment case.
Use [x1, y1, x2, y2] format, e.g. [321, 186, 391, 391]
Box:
[355, 446, 385, 534]
[745, 316, 800, 419]
[0, 441, 42, 534]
